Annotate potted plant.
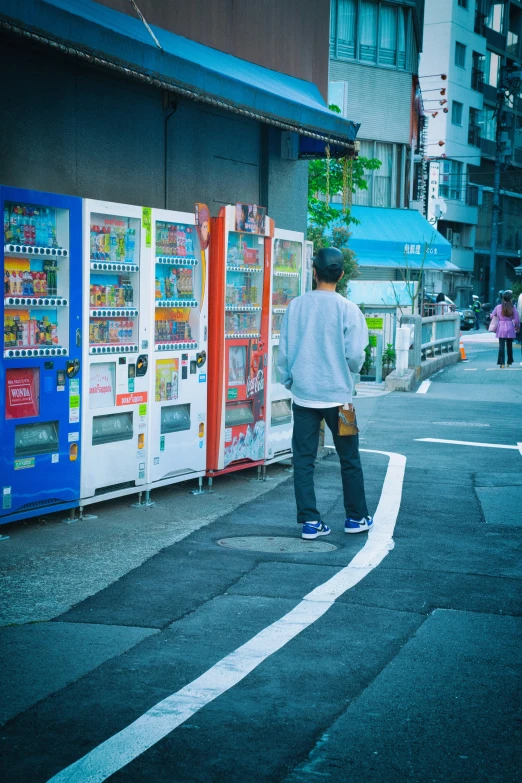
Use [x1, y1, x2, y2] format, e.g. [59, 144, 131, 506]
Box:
[382, 343, 396, 379]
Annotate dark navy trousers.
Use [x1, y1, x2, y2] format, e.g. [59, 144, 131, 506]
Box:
[292, 403, 369, 525]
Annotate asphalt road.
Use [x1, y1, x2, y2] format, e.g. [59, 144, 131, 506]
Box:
[1, 339, 521, 783]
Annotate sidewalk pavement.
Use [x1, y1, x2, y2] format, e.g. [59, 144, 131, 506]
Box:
[0, 345, 520, 783]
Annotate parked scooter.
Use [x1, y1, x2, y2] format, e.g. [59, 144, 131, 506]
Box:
[482, 302, 493, 330]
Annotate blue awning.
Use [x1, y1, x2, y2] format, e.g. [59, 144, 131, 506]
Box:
[0, 0, 359, 148]
[328, 205, 458, 271]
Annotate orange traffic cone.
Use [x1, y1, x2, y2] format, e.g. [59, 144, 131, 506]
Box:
[459, 339, 467, 360]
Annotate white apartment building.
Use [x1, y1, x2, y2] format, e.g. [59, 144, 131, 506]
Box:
[421, 0, 486, 305]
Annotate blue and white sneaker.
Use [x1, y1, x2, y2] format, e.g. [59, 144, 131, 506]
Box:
[302, 520, 331, 540]
[345, 516, 374, 534]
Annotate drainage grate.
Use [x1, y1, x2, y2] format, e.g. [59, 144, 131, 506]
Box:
[217, 536, 337, 553]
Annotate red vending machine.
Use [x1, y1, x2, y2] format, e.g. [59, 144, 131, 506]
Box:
[207, 204, 273, 480]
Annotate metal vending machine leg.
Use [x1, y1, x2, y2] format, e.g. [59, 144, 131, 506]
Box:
[131, 490, 155, 508]
[190, 476, 206, 495]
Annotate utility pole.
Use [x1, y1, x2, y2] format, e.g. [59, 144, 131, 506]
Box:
[488, 67, 522, 307]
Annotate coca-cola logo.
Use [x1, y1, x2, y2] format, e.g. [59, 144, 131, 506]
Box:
[246, 369, 264, 397]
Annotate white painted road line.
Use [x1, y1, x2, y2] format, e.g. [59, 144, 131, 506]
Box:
[485, 367, 522, 371]
[417, 380, 431, 394]
[416, 438, 519, 450]
[47, 450, 407, 783]
[464, 368, 478, 371]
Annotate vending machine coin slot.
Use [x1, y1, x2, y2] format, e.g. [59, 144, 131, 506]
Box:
[15, 421, 59, 457]
[136, 355, 148, 376]
[196, 350, 206, 367]
[161, 404, 191, 434]
[92, 412, 133, 446]
[66, 358, 80, 378]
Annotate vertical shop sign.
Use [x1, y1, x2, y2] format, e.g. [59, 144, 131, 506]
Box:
[142, 207, 152, 248]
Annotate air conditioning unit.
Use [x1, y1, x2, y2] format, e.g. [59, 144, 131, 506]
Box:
[452, 232, 461, 247]
[446, 228, 453, 242]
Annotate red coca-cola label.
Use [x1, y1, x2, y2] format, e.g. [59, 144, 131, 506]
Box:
[5, 368, 39, 419]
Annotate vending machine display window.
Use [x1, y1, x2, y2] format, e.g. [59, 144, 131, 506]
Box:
[14, 420, 59, 457]
[228, 345, 247, 387]
[92, 411, 133, 445]
[154, 220, 198, 349]
[89, 363, 116, 409]
[88, 213, 140, 354]
[160, 403, 191, 434]
[225, 231, 264, 339]
[271, 239, 302, 338]
[4, 201, 70, 358]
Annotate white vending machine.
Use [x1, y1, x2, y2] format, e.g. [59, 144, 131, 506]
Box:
[80, 200, 150, 507]
[265, 228, 305, 464]
[146, 208, 208, 492]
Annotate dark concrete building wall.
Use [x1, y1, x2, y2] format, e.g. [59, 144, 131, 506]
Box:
[0, 35, 308, 234]
[93, 0, 331, 101]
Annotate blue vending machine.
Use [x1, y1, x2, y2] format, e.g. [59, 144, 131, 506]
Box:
[1, 186, 82, 525]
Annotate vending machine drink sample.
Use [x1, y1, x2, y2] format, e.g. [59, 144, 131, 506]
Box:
[265, 230, 305, 463]
[1, 186, 82, 524]
[80, 201, 149, 505]
[207, 204, 272, 475]
[146, 210, 208, 490]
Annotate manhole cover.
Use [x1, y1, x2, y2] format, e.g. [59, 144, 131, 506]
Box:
[217, 536, 337, 553]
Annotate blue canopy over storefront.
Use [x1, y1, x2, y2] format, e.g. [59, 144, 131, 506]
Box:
[341, 206, 458, 270]
[0, 0, 359, 148]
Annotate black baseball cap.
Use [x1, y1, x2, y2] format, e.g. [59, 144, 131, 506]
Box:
[313, 247, 344, 275]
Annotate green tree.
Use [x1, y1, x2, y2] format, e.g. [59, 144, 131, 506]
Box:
[307, 104, 381, 294]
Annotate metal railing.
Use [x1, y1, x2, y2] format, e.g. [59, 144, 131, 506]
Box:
[420, 315, 460, 361]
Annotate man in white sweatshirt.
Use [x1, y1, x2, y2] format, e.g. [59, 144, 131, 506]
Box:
[277, 247, 372, 540]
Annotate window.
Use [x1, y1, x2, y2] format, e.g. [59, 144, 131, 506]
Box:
[373, 142, 393, 206]
[455, 42, 466, 68]
[337, 0, 356, 59]
[485, 50, 500, 87]
[458, 0, 468, 8]
[486, 2, 504, 33]
[359, 1, 378, 62]
[482, 106, 496, 141]
[328, 81, 348, 116]
[468, 108, 481, 146]
[471, 51, 485, 90]
[379, 5, 397, 65]
[330, 1, 412, 70]
[452, 101, 463, 125]
[439, 160, 463, 201]
[398, 6, 407, 68]
[352, 140, 375, 206]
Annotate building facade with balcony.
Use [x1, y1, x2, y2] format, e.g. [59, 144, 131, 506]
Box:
[420, 0, 487, 305]
[468, 0, 522, 299]
[327, 1, 460, 310]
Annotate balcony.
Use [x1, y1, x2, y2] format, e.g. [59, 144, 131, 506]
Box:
[443, 201, 479, 226]
[471, 68, 484, 92]
[468, 126, 481, 147]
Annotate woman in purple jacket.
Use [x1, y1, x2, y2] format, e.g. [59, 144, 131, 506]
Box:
[492, 291, 520, 367]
